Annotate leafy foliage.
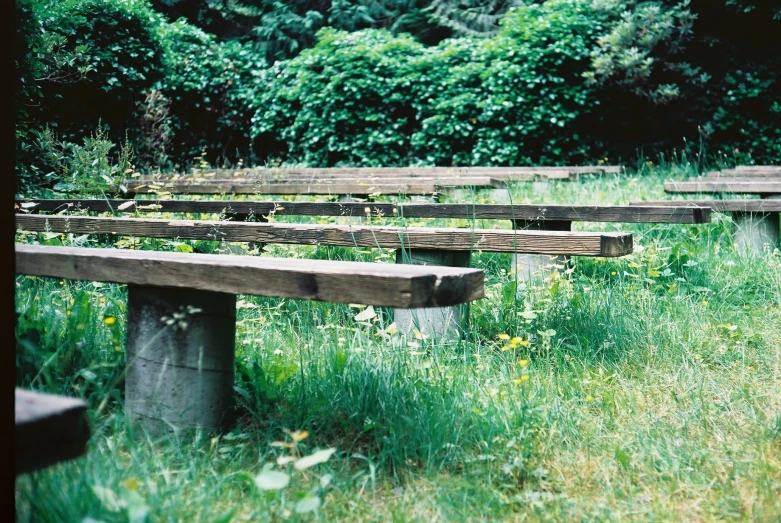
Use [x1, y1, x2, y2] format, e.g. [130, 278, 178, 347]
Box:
[252, 1, 613, 166]
[31, 0, 166, 144]
[155, 20, 265, 167]
[14, 0, 781, 184]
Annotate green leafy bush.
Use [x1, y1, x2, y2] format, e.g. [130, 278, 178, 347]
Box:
[156, 20, 265, 167]
[410, 0, 612, 165]
[31, 0, 166, 144]
[251, 1, 613, 166]
[252, 29, 425, 166]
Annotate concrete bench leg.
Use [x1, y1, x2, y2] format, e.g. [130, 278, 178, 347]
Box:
[512, 220, 572, 282]
[393, 249, 471, 341]
[733, 211, 780, 254]
[126, 286, 236, 436]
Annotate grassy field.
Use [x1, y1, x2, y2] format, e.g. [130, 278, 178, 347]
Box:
[15, 163, 781, 522]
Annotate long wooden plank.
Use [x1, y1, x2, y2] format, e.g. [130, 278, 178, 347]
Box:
[17, 200, 711, 224]
[629, 199, 781, 212]
[664, 181, 781, 194]
[127, 181, 447, 195]
[15, 244, 484, 307]
[133, 176, 506, 188]
[15, 214, 633, 257]
[208, 165, 622, 176]
[15, 389, 89, 476]
[161, 171, 576, 182]
[138, 174, 503, 181]
[705, 167, 781, 178]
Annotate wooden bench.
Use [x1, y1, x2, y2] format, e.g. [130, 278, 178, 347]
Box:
[16, 197, 705, 275]
[18, 200, 705, 336]
[704, 166, 780, 178]
[660, 178, 781, 253]
[16, 244, 484, 435]
[664, 180, 781, 196]
[123, 165, 624, 201]
[16, 213, 633, 339]
[15, 388, 90, 475]
[16, 199, 711, 224]
[184, 165, 624, 181]
[125, 176, 505, 198]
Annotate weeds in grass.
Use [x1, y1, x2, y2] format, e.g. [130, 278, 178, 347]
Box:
[15, 168, 781, 521]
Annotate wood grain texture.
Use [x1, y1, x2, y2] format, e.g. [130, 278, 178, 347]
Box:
[205, 165, 623, 178]
[629, 199, 781, 212]
[705, 167, 781, 178]
[136, 174, 507, 187]
[664, 180, 781, 194]
[15, 244, 484, 307]
[16, 200, 710, 223]
[141, 172, 573, 183]
[16, 214, 633, 256]
[15, 389, 89, 476]
[127, 180, 449, 195]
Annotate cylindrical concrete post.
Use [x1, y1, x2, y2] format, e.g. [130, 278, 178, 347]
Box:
[732, 212, 780, 254]
[512, 220, 572, 282]
[125, 286, 236, 435]
[394, 249, 471, 341]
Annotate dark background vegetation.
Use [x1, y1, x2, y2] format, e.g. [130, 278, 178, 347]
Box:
[14, 0, 781, 191]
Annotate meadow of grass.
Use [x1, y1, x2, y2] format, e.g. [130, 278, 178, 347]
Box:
[14, 162, 781, 522]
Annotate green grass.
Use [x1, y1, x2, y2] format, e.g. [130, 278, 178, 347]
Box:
[15, 165, 781, 522]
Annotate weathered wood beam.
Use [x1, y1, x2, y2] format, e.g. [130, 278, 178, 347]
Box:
[15, 214, 633, 257]
[135, 175, 506, 187]
[705, 166, 780, 178]
[127, 182, 443, 196]
[205, 165, 623, 177]
[664, 181, 781, 195]
[15, 389, 90, 475]
[629, 200, 781, 212]
[16, 200, 710, 223]
[15, 244, 484, 308]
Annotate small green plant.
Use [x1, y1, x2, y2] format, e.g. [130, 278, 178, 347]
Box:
[28, 125, 134, 197]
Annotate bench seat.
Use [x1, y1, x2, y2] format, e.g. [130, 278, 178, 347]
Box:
[664, 180, 781, 195]
[16, 214, 633, 257]
[16, 244, 483, 308]
[630, 199, 780, 253]
[15, 388, 89, 475]
[16, 244, 485, 435]
[17, 200, 711, 224]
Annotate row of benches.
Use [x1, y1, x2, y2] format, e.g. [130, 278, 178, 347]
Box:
[118, 165, 624, 198]
[639, 166, 781, 252]
[15, 164, 777, 464]
[17, 165, 633, 459]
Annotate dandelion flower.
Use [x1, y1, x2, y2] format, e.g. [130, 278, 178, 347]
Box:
[104, 316, 116, 326]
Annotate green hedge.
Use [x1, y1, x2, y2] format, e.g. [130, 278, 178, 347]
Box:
[14, 0, 781, 183]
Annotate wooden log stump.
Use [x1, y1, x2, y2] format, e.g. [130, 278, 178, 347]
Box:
[394, 249, 471, 341]
[125, 286, 236, 436]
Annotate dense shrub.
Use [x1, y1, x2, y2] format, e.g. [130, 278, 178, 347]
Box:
[408, 0, 612, 165]
[156, 20, 265, 167]
[31, 0, 166, 144]
[252, 29, 425, 166]
[251, 0, 613, 166]
[14, 0, 781, 184]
